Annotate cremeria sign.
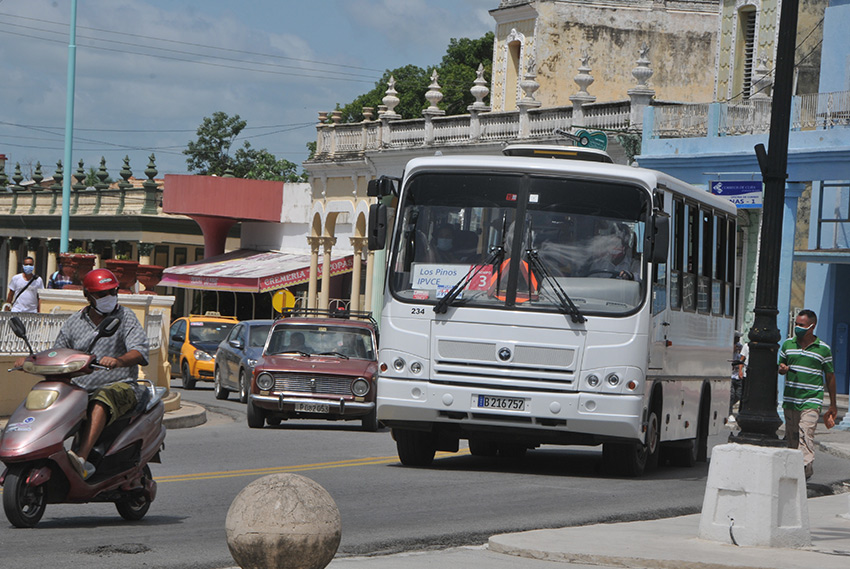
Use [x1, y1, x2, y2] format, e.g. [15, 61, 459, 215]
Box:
[161, 249, 355, 293]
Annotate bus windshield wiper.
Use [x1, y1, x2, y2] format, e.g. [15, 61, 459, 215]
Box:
[526, 250, 586, 324]
[433, 246, 505, 314]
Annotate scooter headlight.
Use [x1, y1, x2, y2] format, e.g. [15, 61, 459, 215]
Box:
[23, 360, 87, 375]
[25, 389, 59, 410]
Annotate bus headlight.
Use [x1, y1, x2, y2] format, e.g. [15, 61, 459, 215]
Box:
[393, 358, 406, 372]
[256, 372, 275, 390]
[606, 373, 621, 387]
[586, 374, 600, 387]
[410, 361, 422, 374]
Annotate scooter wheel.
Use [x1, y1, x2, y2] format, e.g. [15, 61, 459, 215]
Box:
[3, 464, 47, 528]
[115, 465, 152, 521]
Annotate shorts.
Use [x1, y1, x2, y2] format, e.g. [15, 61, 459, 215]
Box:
[90, 382, 138, 426]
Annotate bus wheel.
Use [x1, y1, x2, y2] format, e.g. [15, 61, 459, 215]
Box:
[394, 428, 436, 467]
[603, 410, 660, 477]
[468, 437, 499, 457]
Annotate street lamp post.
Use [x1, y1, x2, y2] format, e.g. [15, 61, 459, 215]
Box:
[730, 0, 801, 446]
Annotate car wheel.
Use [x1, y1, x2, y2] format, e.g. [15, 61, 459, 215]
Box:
[246, 400, 265, 428]
[361, 408, 379, 432]
[181, 361, 196, 390]
[393, 428, 436, 467]
[266, 416, 282, 426]
[213, 367, 229, 400]
[239, 369, 250, 404]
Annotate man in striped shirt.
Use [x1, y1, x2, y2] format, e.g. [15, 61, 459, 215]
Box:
[778, 309, 837, 479]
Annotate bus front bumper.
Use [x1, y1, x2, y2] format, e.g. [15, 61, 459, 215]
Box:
[376, 378, 645, 442]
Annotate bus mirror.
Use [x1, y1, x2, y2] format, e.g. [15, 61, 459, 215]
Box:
[651, 216, 669, 264]
[367, 178, 395, 197]
[368, 203, 387, 250]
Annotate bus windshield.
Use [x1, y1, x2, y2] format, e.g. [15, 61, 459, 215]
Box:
[389, 171, 651, 316]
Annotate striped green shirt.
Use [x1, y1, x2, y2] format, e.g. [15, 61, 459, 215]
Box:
[779, 336, 834, 411]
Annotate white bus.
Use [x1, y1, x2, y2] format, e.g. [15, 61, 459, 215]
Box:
[370, 150, 737, 476]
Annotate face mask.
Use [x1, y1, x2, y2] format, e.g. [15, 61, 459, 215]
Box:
[93, 294, 118, 315]
[794, 324, 812, 339]
[437, 238, 452, 251]
[22, 265, 34, 275]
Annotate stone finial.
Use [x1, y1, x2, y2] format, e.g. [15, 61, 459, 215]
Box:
[382, 76, 401, 118]
[0, 164, 7, 189]
[95, 157, 110, 190]
[469, 63, 490, 111]
[632, 43, 653, 89]
[32, 162, 44, 189]
[519, 57, 540, 104]
[362, 107, 374, 121]
[317, 111, 328, 123]
[331, 110, 342, 124]
[143, 154, 158, 188]
[50, 160, 63, 190]
[425, 70, 444, 112]
[574, 51, 595, 98]
[118, 155, 133, 189]
[73, 159, 87, 190]
[12, 163, 24, 190]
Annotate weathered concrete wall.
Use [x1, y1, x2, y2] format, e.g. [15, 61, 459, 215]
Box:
[491, 0, 720, 110]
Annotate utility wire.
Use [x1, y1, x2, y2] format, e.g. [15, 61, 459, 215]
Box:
[0, 11, 385, 73]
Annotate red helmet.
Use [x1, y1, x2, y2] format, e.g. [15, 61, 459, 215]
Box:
[83, 268, 119, 292]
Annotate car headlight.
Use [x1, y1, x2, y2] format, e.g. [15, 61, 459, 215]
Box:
[247, 358, 258, 368]
[351, 378, 370, 397]
[194, 350, 213, 361]
[256, 372, 275, 390]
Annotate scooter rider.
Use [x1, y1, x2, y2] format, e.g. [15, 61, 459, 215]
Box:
[54, 268, 149, 479]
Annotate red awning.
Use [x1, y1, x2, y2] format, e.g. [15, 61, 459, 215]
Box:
[160, 249, 353, 293]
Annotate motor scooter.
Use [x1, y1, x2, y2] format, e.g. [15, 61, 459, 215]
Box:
[0, 315, 166, 528]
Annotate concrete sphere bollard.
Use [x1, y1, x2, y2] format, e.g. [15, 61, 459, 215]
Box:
[225, 473, 341, 569]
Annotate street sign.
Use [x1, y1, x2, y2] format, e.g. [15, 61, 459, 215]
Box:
[272, 289, 295, 312]
[710, 180, 763, 209]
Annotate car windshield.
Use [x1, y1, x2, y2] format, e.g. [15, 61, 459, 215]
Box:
[248, 325, 272, 348]
[265, 325, 375, 359]
[389, 171, 650, 316]
[188, 321, 235, 344]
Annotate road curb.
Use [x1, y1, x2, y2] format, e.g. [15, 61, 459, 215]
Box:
[163, 401, 207, 429]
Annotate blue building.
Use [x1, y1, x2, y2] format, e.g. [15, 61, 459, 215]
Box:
[637, 0, 850, 396]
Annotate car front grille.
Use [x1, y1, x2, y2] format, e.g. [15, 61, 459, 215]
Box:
[270, 373, 353, 396]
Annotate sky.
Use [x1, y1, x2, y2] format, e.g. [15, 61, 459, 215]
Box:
[0, 0, 494, 180]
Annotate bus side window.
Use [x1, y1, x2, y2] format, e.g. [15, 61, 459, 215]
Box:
[727, 220, 738, 317]
[698, 209, 713, 313]
[670, 199, 684, 310]
[714, 215, 727, 316]
[682, 203, 699, 312]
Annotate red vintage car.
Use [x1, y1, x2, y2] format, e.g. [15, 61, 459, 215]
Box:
[247, 313, 380, 431]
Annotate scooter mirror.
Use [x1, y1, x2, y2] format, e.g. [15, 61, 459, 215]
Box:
[9, 316, 27, 339]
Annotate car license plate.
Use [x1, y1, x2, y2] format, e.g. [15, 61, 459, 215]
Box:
[475, 395, 527, 411]
[295, 402, 330, 414]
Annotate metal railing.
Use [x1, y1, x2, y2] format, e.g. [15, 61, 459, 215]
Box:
[0, 312, 165, 355]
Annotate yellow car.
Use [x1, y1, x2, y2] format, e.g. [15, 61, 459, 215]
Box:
[168, 313, 238, 389]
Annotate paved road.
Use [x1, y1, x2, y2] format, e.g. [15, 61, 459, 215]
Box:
[2, 380, 848, 569]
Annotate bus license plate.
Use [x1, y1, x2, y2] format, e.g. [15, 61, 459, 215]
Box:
[295, 402, 330, 414]
[476, 395, 526, 411]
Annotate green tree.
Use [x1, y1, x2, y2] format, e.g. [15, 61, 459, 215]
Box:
[335, 32, 493, 122]
[184, 112, 306, 181]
